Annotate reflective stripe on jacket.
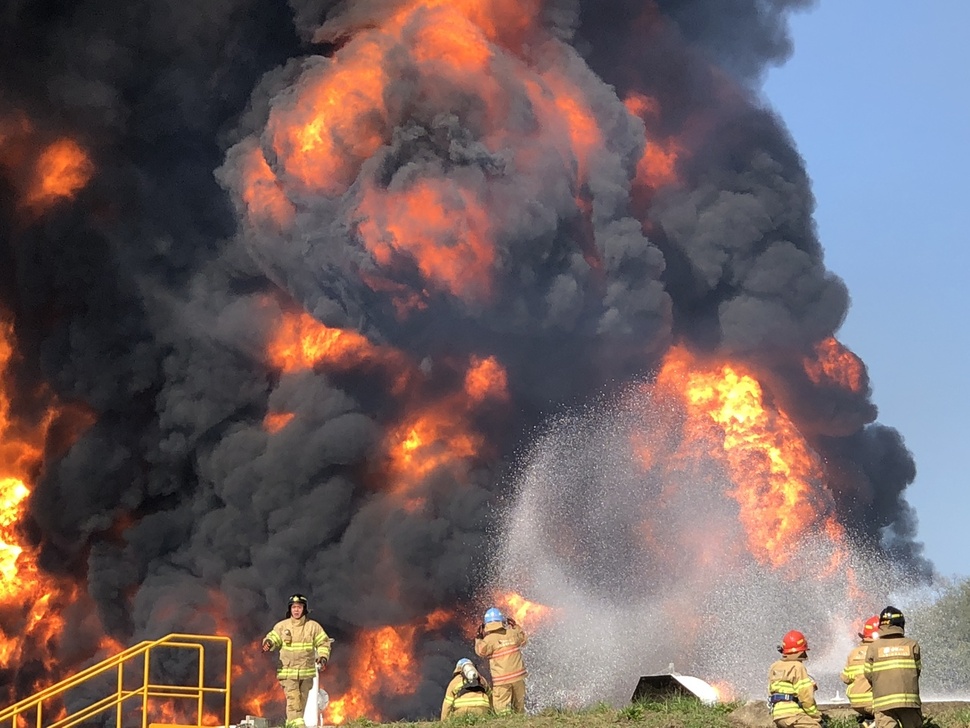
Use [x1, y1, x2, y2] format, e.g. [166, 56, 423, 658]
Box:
[864, 627, 921, 712]
[440, 673, 492, 719]
[767, 655, 819, 720]
[264, 616, 332, 679]
[474, 623, 528, 686]
[841, 643, 873, 711]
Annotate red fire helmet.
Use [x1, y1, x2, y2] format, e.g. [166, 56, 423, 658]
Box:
[779, 630, 809, 655]
[859, 615, 881, 640]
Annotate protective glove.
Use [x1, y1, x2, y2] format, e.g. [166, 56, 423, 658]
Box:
[475, 623, 485, 640]
[505, 617, 517, 628]
[261, 639, 272, 652]
[316, 657, 328, 671]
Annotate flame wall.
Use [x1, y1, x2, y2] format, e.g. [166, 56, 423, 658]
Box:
[0, 0, 930, 721]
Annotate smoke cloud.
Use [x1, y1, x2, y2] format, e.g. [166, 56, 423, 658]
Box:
[0, 0, 931, 719]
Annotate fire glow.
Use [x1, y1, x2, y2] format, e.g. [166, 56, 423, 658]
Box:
[234, 0, 643, 312]
[495, 592, 554, 627]
[267, 311, 376, 372]
[804, 337, 866, 394]
[0, 118, 93, 213]
[25, 139, 94, 209]
[267, 309, 506, 512]
[0, 317, 91, 696]
[1, 0, 922, 719]
[653, 345, 847, 568]
[324, 609, 457, 725]
[624, 92, 684, 194]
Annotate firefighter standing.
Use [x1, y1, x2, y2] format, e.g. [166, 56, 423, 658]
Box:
[767, 630, 824, 728]
[842, 615, 881, 726]
[474, 607, 528, 713]
[440, 658, 493, 720]
[864, 606, 922, 728]
[262, 594, 333, 728]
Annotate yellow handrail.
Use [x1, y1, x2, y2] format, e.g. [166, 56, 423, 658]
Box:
[0, 633, 233, 728]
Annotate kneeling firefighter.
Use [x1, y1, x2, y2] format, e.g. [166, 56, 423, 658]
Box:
[767, 630, 824, 728]
[441, 658, 493, 720]
[841, 615, 880, 726]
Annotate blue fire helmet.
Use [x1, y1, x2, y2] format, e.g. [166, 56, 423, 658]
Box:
[483, 607, 504, 624]
[455, 658, 472, 671]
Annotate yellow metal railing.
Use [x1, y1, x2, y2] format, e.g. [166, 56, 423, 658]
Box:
[0, 633, 232, 728]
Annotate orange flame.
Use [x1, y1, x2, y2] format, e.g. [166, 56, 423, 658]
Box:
[0, 315, 93, 695]
[657, 346, 842, 567]
[263, 411, 295, 433]
[636, 140, 681, 189]
[0, 477, 30, 589]
[494, 591, 554, 627]
[1, 117, 93, 214]
[238, 142, 295, 228]
[464, 355, 508, 402]
[263, 0, 526, 205]
[324, 624, 417, 724]
[423, 607, 455, 631]
[625, 92, 682, 190]
[240, 0, 639, 311]
[384, 401, 484, 505]
[526, 71, 604, 185]
[25, 139, 94, 209]
[267, 39, 388, 198]
[381, 349, 510, 507]
[409, 0, 540, 47]
[230, 653, 279, 721]
[358, 178, 496, 304]
[803, 337, 866, 394]
[268, 311, 376, 372]
[411, 7, 493, 73]
[267, 310, 503, 508]
[321, 607, 457, 724]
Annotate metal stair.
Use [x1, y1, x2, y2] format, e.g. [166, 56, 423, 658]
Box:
[0, 633, 233, 728]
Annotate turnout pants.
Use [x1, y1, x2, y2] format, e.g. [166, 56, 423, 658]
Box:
[452, 705, 492, 717]
[774, 715, 824, 728]
[492, 679, 526, 714]
[875, 708, 923, 728]
[280, 677, 313, 728]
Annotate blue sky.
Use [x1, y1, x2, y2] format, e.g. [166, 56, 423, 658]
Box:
[762, 3, 970, 579]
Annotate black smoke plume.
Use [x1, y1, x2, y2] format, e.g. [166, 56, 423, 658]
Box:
[0, 0, 929, 719]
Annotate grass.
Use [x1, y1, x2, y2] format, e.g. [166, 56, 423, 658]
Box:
[341, 697, 741, 728]
[328, 697, 970, 728]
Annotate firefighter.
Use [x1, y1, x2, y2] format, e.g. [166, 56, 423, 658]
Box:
[474, 607, 528, 713]
[842, 615, 881, 726]
[864, 606, 922, 728]
[440, 658, 493, 720]
[261, 594, 333, 728]
[767, 630, 824, 728]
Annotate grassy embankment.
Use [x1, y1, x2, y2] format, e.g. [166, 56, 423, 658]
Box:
[330, 696, 970, 728]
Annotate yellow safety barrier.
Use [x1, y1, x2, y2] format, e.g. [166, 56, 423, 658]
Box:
[0, 633, 233, 728]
